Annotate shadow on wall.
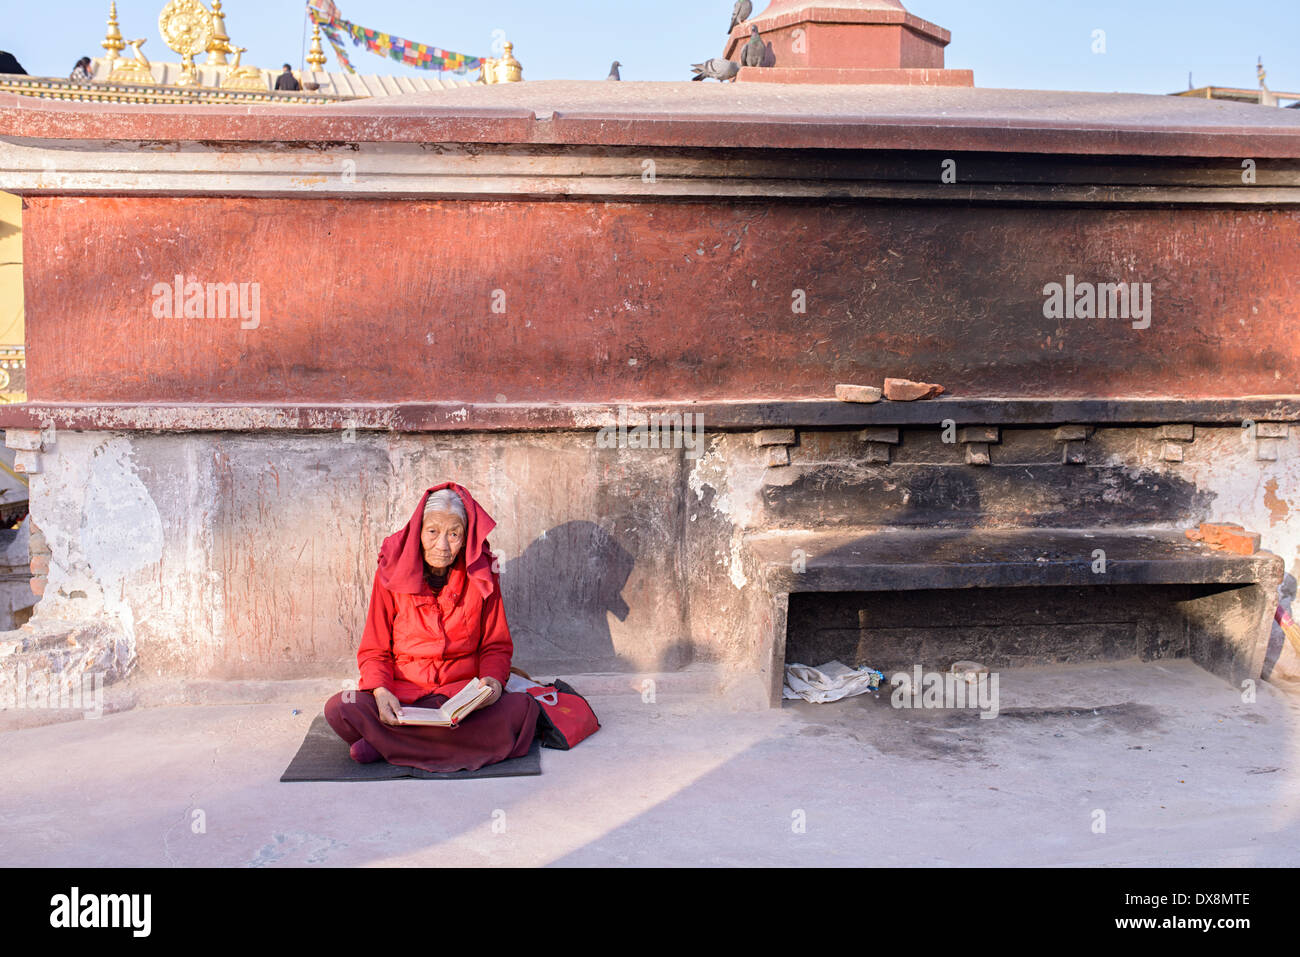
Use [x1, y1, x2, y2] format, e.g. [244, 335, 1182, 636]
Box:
[501, 521, 637, 674]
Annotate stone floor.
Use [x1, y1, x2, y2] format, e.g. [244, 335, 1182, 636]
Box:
[2, 659, 1299, 867]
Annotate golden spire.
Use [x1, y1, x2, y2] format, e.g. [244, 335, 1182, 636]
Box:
[306, 21, 328, 70]
[102, 1, 126, 61]
[497, 41, 523, 83]
[206, 0, 232, 66]
[480, 41, 523, 85]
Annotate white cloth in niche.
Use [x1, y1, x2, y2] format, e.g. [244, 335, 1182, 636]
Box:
[782, 659, 883, 703]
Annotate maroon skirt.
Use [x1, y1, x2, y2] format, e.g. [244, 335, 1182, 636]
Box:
[324, 688, 540, 773]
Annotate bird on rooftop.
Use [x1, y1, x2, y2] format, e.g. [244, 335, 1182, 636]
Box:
[690, 58, 740, 82]
[742, 24, 765, 68]
[730, 0, 753, 33]
[606, 60, 622, 81]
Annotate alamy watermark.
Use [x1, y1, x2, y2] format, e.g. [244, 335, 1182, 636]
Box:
[151, 275, 261, 329]
[1042, 274, 1151, 329]
[890, 665, 1000, 719]
[49, 887, 150, 936]
[0, 665, 104, 718]
[596, 405, 706, 460]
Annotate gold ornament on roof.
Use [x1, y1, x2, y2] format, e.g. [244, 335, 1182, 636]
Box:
[107, 37, 156, 84]
[206, 0, 234, 66]
[101, 1, 126, 60]
[306, 22, 328, 71]
[159, 0, 214, 87]
[221, 46, 267, 91]
[479, 40, 523, 85]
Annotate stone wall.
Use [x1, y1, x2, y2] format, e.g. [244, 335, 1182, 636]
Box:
[3, 420, 1295, 693]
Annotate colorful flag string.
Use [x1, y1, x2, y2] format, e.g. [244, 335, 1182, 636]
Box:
[309, 8, 355, 73]
[306, 0, 482, 74]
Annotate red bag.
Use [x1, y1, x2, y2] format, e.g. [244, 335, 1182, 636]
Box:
[526, 679, 600, 750]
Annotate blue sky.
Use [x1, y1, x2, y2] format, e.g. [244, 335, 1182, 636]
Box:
[5, 0, 1296, 94]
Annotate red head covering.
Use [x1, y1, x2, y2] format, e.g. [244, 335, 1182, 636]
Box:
[376, 482, 499, 598]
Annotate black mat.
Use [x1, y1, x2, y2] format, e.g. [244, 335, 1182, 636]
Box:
[280, 714, 543, 782]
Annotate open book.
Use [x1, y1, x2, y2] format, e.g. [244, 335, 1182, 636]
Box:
[395, 678, 493, 727]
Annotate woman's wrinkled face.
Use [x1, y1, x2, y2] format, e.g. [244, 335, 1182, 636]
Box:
[421, 510, 465, 571]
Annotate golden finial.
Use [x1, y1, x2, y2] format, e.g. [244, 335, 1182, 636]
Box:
[496, 41, 523, 83]
[206, 0, 233, 66]
[480, 41, 523, 84]
[306, 21, 328, 71]
[102, 1, 126, 61]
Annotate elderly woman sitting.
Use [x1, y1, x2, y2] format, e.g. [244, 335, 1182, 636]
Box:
[323, 482, 539, 772]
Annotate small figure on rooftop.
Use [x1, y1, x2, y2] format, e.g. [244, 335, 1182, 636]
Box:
[0, 50, 27, 75]
[274, 63, 301, 91]
[1258, 57, 1277, 107]
[70, 56, 93, 82]
[606, 60, 621, 81]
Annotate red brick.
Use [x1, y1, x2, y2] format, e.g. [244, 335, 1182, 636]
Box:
[835, 384, 882, 403]
[31, 577, 45, 597]
[1214, 530, 1261, 556]
[884, 378, 945, 401]
[29, 555, 49, 576]
[1199, 522, 1244, 544]
[1198, 523, 1260, 556]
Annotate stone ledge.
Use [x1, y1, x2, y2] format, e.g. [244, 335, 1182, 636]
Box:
[0, 398, 1297, 432]
[6, 82, 1300, 159]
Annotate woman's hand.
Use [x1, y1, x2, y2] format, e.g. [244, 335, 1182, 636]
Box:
[372, 686, 403, 725]
[482, 677, 503, 707]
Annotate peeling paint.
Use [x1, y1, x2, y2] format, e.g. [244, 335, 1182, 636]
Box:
[1264, 477, 1291, 527]
[729, 536, 748, 590]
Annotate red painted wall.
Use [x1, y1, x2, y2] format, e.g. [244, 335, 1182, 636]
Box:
[24, 196, 1300, 403]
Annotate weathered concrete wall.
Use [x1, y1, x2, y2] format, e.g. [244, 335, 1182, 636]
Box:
[683, 423, 1300, 683]
[23, 430, 694, 680]
[1, 418, 1296, 693]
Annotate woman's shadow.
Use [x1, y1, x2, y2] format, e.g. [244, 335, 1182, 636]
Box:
[500, 521, 635, 674]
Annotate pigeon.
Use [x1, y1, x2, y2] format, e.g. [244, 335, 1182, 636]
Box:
[606, 60, 622, 81]
[742, 24, 765, 68]
[729, 0, 753, 33]
[690, 58, 740, 82]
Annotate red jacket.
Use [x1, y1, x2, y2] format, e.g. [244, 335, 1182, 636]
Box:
[357, 562, 514, 703]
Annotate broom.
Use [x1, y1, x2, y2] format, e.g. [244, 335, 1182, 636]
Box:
[1276, 606, 1300, 655]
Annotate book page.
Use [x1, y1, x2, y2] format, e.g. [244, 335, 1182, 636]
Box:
[395, 705, 452, 726]
[446, 680, 493, 723]
[441, 678, 488, 714]
[395, 679, 491, 726]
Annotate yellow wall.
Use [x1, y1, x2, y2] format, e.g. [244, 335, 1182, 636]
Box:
[0, 191, 21, 348]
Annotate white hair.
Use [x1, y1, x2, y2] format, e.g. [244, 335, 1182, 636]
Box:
[423, 489, 467, 525]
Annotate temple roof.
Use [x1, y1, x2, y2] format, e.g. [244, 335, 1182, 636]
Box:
[82, 56, 475, 96]
[5, 80, 1300, 158]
